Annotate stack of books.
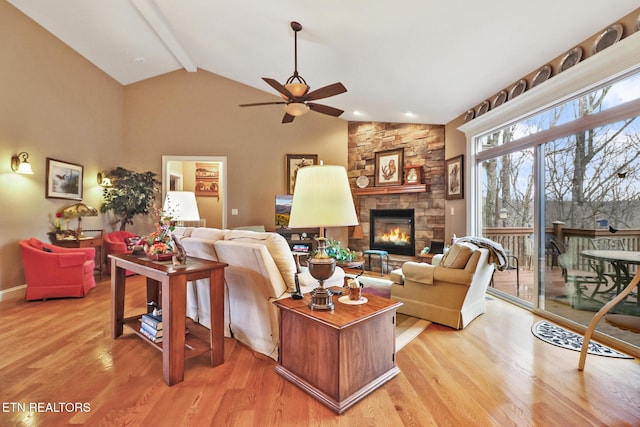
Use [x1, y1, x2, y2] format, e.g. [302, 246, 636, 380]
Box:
[139, 312, 163, 343]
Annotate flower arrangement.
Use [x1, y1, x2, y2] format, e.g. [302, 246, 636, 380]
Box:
[142, 204, 175, 258]
[49, 212, 63, 232]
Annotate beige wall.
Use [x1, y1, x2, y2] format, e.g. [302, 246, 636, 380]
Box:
[444, 116, 467, 242]
[0, 1, 347, 293]
[0, 1, 124, 292]
[122, 69, 348, 231]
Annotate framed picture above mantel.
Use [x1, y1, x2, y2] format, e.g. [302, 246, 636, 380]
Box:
[404, 165, 423, 185]
[374, 149, 403, 187]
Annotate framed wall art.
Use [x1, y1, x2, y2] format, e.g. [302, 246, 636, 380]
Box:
[286, 154, 318, 194]
[404, 165, 423, 185]
[195, 162, 219, 198]
[374, 148, 403, 186]
[445, 155, 464, 200]
[46, 158, 83, 200]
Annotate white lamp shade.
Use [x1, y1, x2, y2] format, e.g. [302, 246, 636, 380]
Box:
[288, 165, 358, 228]
[163, 191, 200, 221]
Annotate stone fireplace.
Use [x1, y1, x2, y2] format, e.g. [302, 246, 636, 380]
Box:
[369, 209, 415, 256]
[347, 122, 446, 263]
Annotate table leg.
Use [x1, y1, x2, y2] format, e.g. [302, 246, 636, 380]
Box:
[163, 275, 187, 386]
[111, 262, 126, 338]
[209, 268, 225, 367]
[578, 269, 640, 370]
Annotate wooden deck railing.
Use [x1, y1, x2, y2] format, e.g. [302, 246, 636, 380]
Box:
[483, 226, 640, 274]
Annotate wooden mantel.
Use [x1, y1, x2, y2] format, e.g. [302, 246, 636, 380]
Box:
[351, 183, 428, 196]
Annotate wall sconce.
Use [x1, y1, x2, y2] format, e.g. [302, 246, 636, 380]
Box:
[11, 152, 34, 174]
[97, 170, 112, 187]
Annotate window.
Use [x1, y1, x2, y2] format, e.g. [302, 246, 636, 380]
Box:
[461, 36, 640, 352]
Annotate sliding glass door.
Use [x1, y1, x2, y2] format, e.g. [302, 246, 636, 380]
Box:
[474, 70, 640, 352]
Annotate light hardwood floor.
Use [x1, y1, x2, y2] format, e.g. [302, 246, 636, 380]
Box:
[1, 275, 639, 426]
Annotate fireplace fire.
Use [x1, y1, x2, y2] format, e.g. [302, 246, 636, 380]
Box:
[369, 209, 415, 256]
[380, 227, 411, 245]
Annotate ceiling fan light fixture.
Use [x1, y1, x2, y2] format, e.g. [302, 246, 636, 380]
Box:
[283, 102, 309, 116]
[285, 82, 309, 98]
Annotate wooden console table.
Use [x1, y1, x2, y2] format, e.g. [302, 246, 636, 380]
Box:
[273, 294, 402, 413]
[110, 253, 227, 385]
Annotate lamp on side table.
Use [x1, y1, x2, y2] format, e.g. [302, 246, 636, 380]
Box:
[287, 164, 359, 310]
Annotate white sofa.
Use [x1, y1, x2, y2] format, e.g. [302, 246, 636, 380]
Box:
[173, 227, 345, 360]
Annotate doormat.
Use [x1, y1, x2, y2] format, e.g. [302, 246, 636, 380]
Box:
[531, 320, 632, 359]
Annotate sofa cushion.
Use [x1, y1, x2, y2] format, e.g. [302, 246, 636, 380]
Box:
[441, 242, 476, 269]
[190, 227, 225, 241]
[171, 227, 193, 238]
[224, 230, 297, 292]
[179, 237, 220, 261]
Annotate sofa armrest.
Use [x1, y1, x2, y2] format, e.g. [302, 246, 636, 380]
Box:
[49, 245, 95, 261]
[57, 253, 89, 267]
[402, 262, 436, 285]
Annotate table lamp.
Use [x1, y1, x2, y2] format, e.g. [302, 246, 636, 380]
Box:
[163, 191, 201, 225]
[61, 203, 98, 237]
[288, 164, 359, 310]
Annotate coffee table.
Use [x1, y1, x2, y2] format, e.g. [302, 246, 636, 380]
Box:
[273, 293, 402, 413]
[110, 253, 227, 385]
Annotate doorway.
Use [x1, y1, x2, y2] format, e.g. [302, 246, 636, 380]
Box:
[162, 155, 227, 229]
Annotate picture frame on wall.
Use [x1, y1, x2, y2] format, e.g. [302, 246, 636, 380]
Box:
[445, 155, 464, 200]
[286, 154, 318, 194]
[374, 148, 403, 186]
[404, 165, 423, 185]
[46, 158, 83, 200]
[195, 162, 219, 198]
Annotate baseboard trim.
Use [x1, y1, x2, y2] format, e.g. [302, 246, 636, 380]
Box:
[0, 284, 26, 302]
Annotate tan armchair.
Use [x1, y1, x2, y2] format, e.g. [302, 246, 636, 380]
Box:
[390, 241, 495, 329]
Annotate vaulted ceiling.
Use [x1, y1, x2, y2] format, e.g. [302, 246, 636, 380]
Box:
[8, 1, 639, 124]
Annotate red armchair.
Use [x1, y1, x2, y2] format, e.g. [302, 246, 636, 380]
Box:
[20, 238, 96, 301]
[104, 230, 138, 275]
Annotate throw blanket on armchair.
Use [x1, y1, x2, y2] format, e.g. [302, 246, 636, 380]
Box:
[457, 236, 508, 271]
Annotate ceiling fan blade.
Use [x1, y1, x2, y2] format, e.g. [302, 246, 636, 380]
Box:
[262, 77, 294, 99]
[305, 82, 347, 101]
[239, 101, 286, 107]
[307, 103, 344, 117]
[282, 113, 295, 124]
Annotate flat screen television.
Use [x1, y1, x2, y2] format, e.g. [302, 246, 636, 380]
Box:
[275, 195, 293, 227]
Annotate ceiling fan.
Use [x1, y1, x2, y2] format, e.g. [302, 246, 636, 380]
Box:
[239, 21, 347, 124]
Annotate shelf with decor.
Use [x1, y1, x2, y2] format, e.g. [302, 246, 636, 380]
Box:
[123, 315, 209, 357]
[351, 183, 428, 196]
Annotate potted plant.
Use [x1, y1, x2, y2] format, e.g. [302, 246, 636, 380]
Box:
[99, 167, 160, 231]
[324, 239, 360, 263]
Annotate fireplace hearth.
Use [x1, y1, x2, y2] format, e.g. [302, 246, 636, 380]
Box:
[369, 209, 415, 256]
